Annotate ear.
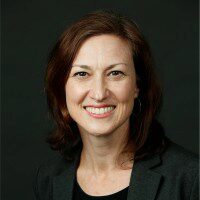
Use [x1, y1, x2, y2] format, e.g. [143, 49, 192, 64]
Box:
[134, 87, 139, 98]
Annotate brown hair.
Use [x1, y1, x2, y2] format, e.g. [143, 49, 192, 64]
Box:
[45, 10, 168, 164]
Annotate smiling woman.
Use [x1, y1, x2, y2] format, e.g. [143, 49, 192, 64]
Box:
[65, 35, 139, 138]
[33, 10, 199, 200]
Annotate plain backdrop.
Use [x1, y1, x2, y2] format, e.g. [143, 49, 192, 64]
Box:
[2, 0, 199, 199]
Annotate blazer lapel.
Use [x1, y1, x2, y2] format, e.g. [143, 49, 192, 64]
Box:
[53, 152, 81, 200]
[127, 155, 163, 200]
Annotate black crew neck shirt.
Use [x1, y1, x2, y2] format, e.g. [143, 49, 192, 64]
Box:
[72, 177, 129, 200]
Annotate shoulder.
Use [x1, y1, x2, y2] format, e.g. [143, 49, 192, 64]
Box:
[159, 139, 199, 173]
[33, 155, 75, 200]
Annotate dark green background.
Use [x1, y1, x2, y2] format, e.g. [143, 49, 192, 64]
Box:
[2, 0, 199, 199]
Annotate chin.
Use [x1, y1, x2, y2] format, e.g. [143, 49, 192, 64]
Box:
[91, 130, 113, 136]
[81, 125, 116, 136]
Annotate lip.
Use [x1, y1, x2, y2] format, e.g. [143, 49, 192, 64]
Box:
[83, 104, 116, 108]
[83, 106, 116, 118]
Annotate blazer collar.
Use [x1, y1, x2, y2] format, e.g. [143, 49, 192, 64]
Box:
[53, 151, 162, 200]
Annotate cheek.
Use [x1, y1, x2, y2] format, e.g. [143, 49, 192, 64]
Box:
[112, 81, 136, 103]
[65, 81, 85, 107]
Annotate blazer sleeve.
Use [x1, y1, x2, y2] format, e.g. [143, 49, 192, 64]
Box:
[33, 165, 41, 200]
[190, 173, 199, 200]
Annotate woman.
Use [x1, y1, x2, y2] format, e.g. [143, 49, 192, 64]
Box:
[33, 10, 198, 200]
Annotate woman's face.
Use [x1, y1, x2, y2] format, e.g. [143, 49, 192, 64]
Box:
[65, 34, 139, 136]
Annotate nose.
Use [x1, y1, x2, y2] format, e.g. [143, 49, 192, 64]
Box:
[89, 76, 109, 102]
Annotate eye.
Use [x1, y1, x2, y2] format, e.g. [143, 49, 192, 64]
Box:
[73, 71, 88, 77]
[109, 71, 125, 76]
[72, 71, 125, 79]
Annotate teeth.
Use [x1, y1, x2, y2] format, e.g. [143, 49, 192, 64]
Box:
[85, 106, 115, 114]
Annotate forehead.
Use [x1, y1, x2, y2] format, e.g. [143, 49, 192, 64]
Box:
[72, 34, 133, 66]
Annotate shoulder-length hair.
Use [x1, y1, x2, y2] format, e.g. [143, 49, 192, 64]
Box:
[45, 10, 168, 164]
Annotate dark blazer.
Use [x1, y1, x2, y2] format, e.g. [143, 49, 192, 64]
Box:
[33, 139, 199, 200]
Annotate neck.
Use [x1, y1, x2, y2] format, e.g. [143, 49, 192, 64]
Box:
[78, 119, 134, 176]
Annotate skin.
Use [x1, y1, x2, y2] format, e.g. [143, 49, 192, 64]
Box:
[65, 34, 139, 195]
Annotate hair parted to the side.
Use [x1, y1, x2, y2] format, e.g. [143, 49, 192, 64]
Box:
[45, 10, 169, 164]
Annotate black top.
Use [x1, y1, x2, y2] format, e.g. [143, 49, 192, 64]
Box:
[72, 177, 129, 200]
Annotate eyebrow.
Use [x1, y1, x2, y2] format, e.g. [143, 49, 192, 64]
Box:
[72, 63, 128, 70]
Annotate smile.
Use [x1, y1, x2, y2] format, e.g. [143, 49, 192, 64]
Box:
[83, 106, 116, 118]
